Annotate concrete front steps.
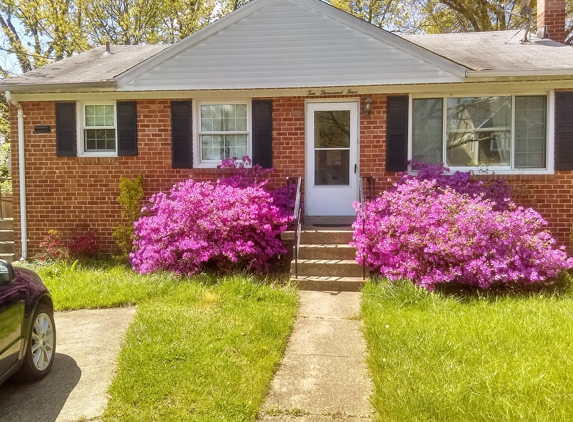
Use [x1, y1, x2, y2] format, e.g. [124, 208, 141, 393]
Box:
[0, 218, 15, 262]
[285, 221, 367, 292]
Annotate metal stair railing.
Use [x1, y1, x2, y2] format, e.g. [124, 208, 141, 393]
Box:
[286, 177, 302, 279]
[359, 177, 376, 280]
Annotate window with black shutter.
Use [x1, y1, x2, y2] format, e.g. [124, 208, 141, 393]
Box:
[252, 100, 273, 168]
[555, 91, 573, 171]
[117, 101, 138, 156]
[386, 95, 409, 172]
[56, 102, 77, 157]
[171, 101, 193, 168]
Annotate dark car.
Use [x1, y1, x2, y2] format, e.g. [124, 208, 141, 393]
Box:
[0, 259, 55, 385]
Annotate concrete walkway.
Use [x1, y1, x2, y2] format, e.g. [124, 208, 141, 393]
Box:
[0, 307, 136, 422]
[258, 291, 373, 421]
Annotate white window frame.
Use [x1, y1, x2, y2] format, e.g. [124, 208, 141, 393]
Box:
[408, 91, 554, 175]
[193, 100, 252, 168]
[76, 101, 118, 157]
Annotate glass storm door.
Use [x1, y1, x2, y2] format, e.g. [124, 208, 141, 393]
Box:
[305, 102, 359, 216]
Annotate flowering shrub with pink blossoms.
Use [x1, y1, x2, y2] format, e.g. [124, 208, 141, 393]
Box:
[352, 166, 573, 290]
[218, 156, 296, 218]
[404, 162, 512, 211]
[130, 157, 295, 275]
[131, 179, 288, 275]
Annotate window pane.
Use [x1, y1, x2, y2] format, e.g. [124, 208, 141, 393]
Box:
[236, 116, 247, 131]
[235, 104, 247, 118]
[314, 110, 350, 148]
[412, 99, 443, 165]
[514, 96, 546, 168]
[200, 104, 248, 161]
[84, 128, 116, 151]
[446, 97, 511, 167]
[225, 118, 236, 131]
[222, 104, 234, 119]
[224, 134, 247, 159]
[85, 105, 114, 127]
[314, 150, 350, 186]
[94, 107, 106, 126]
[212, 117, 223, 131]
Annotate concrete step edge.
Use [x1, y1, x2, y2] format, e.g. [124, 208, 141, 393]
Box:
[291, 276, 366, 292]
[296, 259, 360, 265]
[299, 244, 355, 248]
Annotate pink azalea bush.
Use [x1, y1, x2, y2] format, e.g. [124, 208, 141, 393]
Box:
[352, 168, 573, 290]
[218, 156, 297, 218]
[404, 161, 512, 211]
[131, 179, 287, 275]
[131, 157, 294, 275]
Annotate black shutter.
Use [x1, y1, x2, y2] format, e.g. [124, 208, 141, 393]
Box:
[555, 92, 573, 171]
[386, 95, 409, 172]
[117, 101, 138, 156]
[171, 101, 193, 168]
[252, 99, 273, 168]
[55, 102, 77, 157]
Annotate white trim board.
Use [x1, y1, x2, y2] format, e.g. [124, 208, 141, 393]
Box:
[11, 79, 573, 102]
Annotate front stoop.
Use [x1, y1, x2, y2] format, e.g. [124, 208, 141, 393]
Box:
[0, 219, 15, 262]
[285, 228, 368, 292]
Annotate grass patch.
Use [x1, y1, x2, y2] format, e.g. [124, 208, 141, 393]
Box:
[103, 275, 298, 421]
[17, 260, 196, 311]
[362, 275, 573, 421]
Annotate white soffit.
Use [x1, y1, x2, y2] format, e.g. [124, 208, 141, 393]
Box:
[116, 0, 467, 91]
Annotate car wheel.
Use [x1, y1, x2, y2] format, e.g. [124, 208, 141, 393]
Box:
[14, 303, 56, 382]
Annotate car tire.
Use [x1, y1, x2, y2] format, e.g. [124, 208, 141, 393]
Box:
[14, 303, 56, 382]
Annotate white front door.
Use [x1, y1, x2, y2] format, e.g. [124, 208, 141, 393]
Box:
[305, 102, 359, 216]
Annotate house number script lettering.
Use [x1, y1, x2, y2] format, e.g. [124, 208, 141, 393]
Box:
[307, 89, 358, 96]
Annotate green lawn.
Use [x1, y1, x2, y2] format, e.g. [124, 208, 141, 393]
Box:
[18, 261, 298, 421]
[23, 260, 182, 311]
[362, 276, 573, 422]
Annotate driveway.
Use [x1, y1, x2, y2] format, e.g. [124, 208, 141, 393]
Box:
[0, 307, 136, 422]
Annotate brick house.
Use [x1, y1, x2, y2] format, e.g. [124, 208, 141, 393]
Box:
[1, 0, 573, 259]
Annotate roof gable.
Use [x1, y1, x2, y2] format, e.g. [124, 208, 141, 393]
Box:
[116, 0, 467, 91]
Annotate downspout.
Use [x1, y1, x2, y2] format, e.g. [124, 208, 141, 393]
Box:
[4, 91, 27, 260]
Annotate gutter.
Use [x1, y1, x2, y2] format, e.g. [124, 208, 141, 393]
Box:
[0, 81, 116, 94]
[4, 91, 27, 260]
[466, 69, 573, 79]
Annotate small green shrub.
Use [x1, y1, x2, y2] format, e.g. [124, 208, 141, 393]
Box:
[113, 175, 144, 261]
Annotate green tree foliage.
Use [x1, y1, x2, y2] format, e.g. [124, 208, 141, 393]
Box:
[0, 0, 90, 75]
[85, 0, 219, 45]
[329, 0, 573, 42]
[329, 0, 411, 30]
[415, 0, 526, 33]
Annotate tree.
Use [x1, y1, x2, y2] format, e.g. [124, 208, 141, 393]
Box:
[158, 0, 218, 44]
[329, 0, 573, 45]
[329, 0, 411, 31]
[0, 0, 90, 76]
[414, 0, 526, 33]
[85, 0, 219, 46]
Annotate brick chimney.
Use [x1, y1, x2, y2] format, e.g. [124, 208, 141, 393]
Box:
[537, 0, 566, 43]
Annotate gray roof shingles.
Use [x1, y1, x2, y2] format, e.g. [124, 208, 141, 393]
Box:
[402, 30, 573, 71]
[0, 45, 169, 88]
[1, 29, 572, 90]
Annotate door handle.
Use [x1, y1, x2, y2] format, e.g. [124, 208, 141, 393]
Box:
[354, 164, 357, 174]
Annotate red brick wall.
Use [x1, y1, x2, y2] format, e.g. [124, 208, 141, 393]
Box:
[537, 0, 566, 43]
[10, 100, 250, 256]
[10, 94, 573, 258]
